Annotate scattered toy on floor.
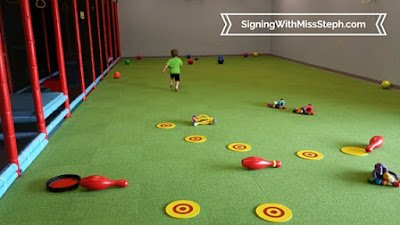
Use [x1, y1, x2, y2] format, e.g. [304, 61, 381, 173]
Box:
[267, 99, 286, 109]
[293, 104, 314, 115]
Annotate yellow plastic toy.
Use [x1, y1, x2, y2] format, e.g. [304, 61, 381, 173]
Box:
[192, 114, 217, 126]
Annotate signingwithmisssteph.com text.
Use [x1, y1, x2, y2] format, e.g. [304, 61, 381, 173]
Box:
[241, 19, 366, 31]
[220, 13, 387, 36]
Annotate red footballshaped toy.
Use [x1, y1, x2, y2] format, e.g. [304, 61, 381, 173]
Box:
[188, 58, 193, 64]
[365, 136, 383, 153]
[80, 175, 128, 191]
[293, 104, 314, 115]
[114, 72, 120, 79]
[242, 157, 281, 170]
[137, 55, 142, 60]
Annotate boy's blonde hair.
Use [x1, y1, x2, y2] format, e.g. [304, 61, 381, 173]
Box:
[171, 49, 179, 57]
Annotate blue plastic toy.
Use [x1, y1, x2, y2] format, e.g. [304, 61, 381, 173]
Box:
[218, 56, 224, 64]
[267, 99, 286, 109]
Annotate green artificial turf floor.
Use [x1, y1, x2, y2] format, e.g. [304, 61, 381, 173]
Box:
[0, 56, 400, 225]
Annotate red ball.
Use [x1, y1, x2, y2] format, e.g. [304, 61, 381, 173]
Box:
[244, 53, 248, 57]
[114, 72, 120, 79]
[188, 58, 193, 64]
[393, 182, 400, 187]
[137, 55, 142, 60]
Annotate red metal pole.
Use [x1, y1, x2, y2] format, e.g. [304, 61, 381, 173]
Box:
[111, 0, 117, 59]
[20, 0, 48, 136]
[71, 0, 86, 101]
[101, 0, 109, 68]
[94, 0, 104, 76]
[0, 30, 20, 176]
[0, 3, 14, 93]
[115, 1, 121, 57]
[106, 0, 112, 62]
[85, 0, 96, 87]
[50, 0, 71, 118]
[41, 8, 52, 77]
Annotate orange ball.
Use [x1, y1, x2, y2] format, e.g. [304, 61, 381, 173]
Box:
[114, 72, 121, 79]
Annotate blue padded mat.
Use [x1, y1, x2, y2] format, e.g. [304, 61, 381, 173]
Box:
[2, 92, 68, 123]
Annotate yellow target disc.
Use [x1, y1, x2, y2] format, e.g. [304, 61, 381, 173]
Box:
[184, 135, 206, 143]
[227, 143, 251, 152]
[156, 122, 176, 129]
[256, 203, 292, 222]
[296, 150, 323, 160]
[341, 146, 368, 156]
[165, 200, 200, 219]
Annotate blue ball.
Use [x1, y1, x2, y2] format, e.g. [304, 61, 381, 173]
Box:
[218, 57, 224, 64]
[186, 54, 191, 59]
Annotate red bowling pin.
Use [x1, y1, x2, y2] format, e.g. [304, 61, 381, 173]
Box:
[365, 136, 383, 153]
[242, 157, 281, 170]
[80, 175, 128, 191]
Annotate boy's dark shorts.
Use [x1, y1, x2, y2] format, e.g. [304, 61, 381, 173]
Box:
[170, 74, 180, 81]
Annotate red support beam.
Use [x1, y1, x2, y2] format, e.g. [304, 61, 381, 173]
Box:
[106, 0, 112, 62]
[111, 0, 117, 59]
[94, 0, 104, 76]
[101, 0, 109, 68]
[0, 29, 20, 176]
[71, 0, 86, 101]
[41, 9, 52, 77]
[85, 0, 97, 87]
[20, 0, 47, 136]
[115, 1, 121, 57]
[50, 0, 71, 118]
[0, 3, 14, 93]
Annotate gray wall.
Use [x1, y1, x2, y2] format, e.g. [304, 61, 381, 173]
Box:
[118, 0, 271, 57]
[118, 0, 399, 86]
[270, 0, 400, 86]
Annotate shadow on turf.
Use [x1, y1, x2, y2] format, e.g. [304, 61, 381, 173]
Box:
[170, 120, 193, 126]
[208, 163, 245, 171]
[336, 170, 371, 184]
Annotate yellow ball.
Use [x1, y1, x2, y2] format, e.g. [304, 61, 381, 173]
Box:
[381, 80, 391, 89]
[253, 52, 258, 57]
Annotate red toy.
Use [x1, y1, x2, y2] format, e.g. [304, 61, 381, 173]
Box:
[137, 55, 142, 60]
[365, 136, 383, 153]
[242, 157, 281, 170]
[114, 72, 120, 79]
[80, 175, 128, 191]
[293, 104, 314, 115]
[188, 58, 193, 64]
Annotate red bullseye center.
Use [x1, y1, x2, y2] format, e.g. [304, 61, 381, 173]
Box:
[264, 207, 285, 218]
[173, 204, 193, 214]
[233, 145, 245, 150]
[303, 152, 317, 157]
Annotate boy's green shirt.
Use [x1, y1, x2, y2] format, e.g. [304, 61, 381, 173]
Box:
[167, 57, 183, 74]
